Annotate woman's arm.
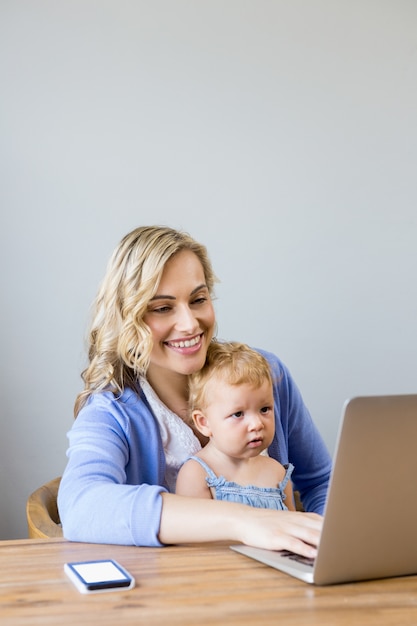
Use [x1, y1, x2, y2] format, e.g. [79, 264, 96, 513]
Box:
[159, 492, 322, 558]
[59, 386, 323, 553]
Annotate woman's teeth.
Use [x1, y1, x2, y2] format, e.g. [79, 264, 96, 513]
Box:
[168, 336, 200, 348]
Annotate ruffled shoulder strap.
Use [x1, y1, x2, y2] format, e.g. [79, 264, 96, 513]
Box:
[280, 462, 295, 490]
[187, 455, 218, 480]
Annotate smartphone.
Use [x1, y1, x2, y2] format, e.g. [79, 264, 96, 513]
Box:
[64, 559, 135, 594]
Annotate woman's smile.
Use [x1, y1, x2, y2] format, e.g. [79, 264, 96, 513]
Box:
[164, 333, 204, 352]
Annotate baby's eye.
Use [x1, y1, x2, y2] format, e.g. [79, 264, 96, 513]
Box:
[260, 406, 272, 415]
[231, 411, 244, 419]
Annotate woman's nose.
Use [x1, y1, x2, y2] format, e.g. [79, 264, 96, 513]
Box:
[175, 304, 199, 332]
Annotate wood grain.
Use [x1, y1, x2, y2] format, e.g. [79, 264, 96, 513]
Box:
[1, 538, 417, 625]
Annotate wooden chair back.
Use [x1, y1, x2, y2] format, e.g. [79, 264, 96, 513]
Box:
[26, 476, 63, 539]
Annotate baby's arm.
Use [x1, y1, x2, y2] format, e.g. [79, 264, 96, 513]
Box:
[175, 458, 212, 499]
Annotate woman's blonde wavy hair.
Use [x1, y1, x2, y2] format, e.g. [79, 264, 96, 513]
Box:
[74, 225, 217, 417]
[188, 341, 273, 416]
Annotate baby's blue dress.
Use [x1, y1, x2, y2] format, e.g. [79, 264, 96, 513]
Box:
[187, 456, 294, 510]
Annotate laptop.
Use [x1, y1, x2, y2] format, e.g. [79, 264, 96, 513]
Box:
[231, 394, 417, 585]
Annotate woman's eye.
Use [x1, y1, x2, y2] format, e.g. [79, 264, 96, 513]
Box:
[151, 305, 172, 314]
[192, 296, 208, 305]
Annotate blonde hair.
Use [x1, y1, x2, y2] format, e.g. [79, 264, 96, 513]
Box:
[75, 225, 217, 416]
[189, 341, 273, 413]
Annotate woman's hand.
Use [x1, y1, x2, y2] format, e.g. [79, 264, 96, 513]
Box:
[234, 508, 322, 558]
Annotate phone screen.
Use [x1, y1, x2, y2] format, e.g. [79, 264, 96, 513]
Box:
[64, 560, 135, 593]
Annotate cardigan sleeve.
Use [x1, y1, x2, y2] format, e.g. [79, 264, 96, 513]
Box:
[259, 349, 332, 515]
[58, 391, 168, 546]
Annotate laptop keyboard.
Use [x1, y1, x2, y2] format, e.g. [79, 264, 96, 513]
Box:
[279, 550, 315, 568]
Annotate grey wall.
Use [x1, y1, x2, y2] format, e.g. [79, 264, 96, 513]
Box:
[1, 1, 416, 540]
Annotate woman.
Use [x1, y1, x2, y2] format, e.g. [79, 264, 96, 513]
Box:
[58, 225, 331, 558]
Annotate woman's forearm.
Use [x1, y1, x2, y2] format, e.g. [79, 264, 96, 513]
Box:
[158, 492, 322, 558]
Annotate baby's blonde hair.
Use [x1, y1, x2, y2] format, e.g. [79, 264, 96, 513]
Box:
[75, 225, 217, 416]
[189, 341, 273, 413]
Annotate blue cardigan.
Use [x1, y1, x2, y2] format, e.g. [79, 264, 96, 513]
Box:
[58, 349, 332, 546]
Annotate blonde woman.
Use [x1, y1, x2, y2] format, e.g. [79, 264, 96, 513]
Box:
[58, 226, 330, 557]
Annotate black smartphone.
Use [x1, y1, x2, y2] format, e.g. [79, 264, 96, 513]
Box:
[64, 559, 135, 594]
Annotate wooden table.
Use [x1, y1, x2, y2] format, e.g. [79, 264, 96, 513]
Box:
[2, 538, 417, 625]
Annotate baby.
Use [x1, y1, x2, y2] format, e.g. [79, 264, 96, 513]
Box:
[176, 341, 295, 511]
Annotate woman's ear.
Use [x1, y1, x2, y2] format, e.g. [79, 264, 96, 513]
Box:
[192, 410, 211, 436]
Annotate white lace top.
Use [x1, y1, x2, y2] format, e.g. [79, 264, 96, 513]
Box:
[139, 376, 202, 492]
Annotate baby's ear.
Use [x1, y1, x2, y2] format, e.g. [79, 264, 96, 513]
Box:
[192, 410, 211, 436]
